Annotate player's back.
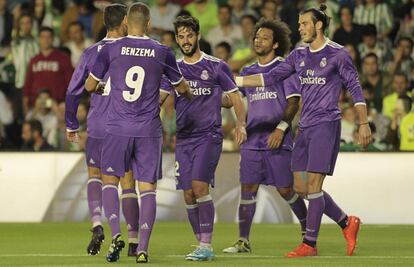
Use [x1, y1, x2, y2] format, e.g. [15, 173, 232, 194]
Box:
[95, 36, 176, 137]
[240, 57, 297, 151]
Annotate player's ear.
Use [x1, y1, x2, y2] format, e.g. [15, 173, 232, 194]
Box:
[273, 42, 279, 50]
[147, 18, 151, 31]
[197, 32, 201, 41]
[315, 20, 323, 31]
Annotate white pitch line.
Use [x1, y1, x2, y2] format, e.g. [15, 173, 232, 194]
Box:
[0, 254, 88, 257]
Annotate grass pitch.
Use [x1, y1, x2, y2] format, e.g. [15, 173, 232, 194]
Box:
[0, 222, 412, 266]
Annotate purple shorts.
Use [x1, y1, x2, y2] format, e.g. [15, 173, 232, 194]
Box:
[101, 133, 162, 183]
[240, 149, 293, 188]
[85, 137, 103, 168]
[291, 120, 341, 176]
[175, 134, 223, 190]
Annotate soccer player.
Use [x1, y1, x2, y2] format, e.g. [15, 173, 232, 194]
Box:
[160, 15, 247, 261]
[65, 3, 141, 258]
[84, 3, 191, 263]
[222, 19, 308, 254]
[234, 4, 372, 257]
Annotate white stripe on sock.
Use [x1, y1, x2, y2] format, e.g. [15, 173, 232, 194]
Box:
[307, 192, 324, 200]
[185, 203, 198, 209]
[102, 184, 118, 190]
[286, 193, 299, 204]
[140, 191, 156, 198]
[240, 199, 256, 205]
[121, 193, 138, 199]
[88, 178, 102, 184]
[196, 195, 212, 203]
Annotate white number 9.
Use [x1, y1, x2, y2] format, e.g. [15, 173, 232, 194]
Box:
[123, 66, 145, 102]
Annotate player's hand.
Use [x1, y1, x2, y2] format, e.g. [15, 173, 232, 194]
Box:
[95, 82, 106, 95]
[267, 128, 284, 150]
[234, 124, 247, 145]
[66, 131, 79, 143]
[358, 124, 372, 148]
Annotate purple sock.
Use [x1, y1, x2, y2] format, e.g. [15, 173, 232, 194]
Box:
[121, 189, 139, 244]
[185, 203, 201, 241]
[323, 191, 347, 227]
[239, 191, 257, 240]
[286, 192, 307, 233]
[197, 195, 215, 246]
[87, 177, 103, 227]
[102, 184, 121, 239]
[304, 192, 325, 247]
[137, 190, 156, 253]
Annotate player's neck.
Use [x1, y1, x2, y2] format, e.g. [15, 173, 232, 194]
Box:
[128, 28, 146, 38]
[258, 52, 277, 66]
[310, 35, 327, 51]
[106, 29, 124, 39]
[183, 49, 202, 64]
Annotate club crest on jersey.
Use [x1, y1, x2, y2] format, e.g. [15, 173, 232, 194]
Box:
[299, 61, 305, 67]
[320, 57, 327, 68]
[201, 70, 209, 80]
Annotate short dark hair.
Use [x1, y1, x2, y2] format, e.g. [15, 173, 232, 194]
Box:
[398, 36, 414, 49]
[253, 18, 292, 57]
[219, 3, 232, 13]
[174, 16, 200, 35]
[398, 94, 412, 112]
[68, 21, 84, 31]
[393, 72, 408, 83]
[240, 14, 257, 25]
[39, 26, 54, 36]
[215, 41, 231, 54]
[363, 52, 378, 63]
[162, 30, 175, 39]
[127, 2, 150, 25]
[338, 5, 353, 18]
[362, 24, 377, 37]
[300, 4, 331, 32]
[104, 3, 127, 30]
[26, 120, 43, 135]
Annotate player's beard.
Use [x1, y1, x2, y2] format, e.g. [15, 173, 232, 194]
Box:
[180, 41, 198, 57]
[255, 46, 274, 57]
[303, 28, 317, 44]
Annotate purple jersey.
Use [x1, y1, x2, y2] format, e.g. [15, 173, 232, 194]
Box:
[66, 37, 117, 138]
[261, 39, 365, 128]
[240, 57, 300, 151]
[90, 35, 183, 137]
[160, 53, 238, 139]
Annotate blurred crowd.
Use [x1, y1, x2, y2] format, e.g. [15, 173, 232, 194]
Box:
[0, 0, 413, 152]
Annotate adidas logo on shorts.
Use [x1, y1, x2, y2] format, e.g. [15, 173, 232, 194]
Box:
[106, 167, 114, 172]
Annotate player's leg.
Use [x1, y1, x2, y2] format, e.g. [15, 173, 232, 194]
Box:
[267, 149, 308, 236]
[120, 170, 139, 256]
[85, 137, 105, 255]
[185, 135, 222, 261]
[101, 133, 133, 262]
[223, 149, 262, 253]
[133, 136, 162, 263]
[176, 144, 201, 242]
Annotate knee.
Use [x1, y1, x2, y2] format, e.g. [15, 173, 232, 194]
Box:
[293, 184, 307, 197]
[88, 167, 101, 178]
[277, 187, 293, 200]
[183, 190, 196, 205]
[102, 175, 119, 186]
[120, 172, 135, 190]
[192, 186, 209, 199]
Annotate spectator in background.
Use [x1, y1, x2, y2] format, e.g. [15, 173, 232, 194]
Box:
[383, 73, 411, 119]
[185, 0, 219, 36]
[360, 53, 390, 112]
[228, 0, 257, 24]
[280, 0, 306, 46]
[340, 106, 356, 144]
[64, 22, 93, 67]
[354, 0, 394, 41]
[385, 94, 412, 150]
[33, 0, 54, 34]
[23, 27, 73, 114]
[160, 30, 180, 57]
[207, 4, 242, 49]
[333, 5, 364, 47]
[399, 93, 414, 151]
[358, 24, 392, 66]
[344, 43, 361, 72]
[21, 119, 54, 151]
[0, 89, 13, 144]
[0, 0, 13, 49]
[261, 0, 281, 20]
[25, 88, 58, 147]
[149, 0, 180, 39]
[160, 93, 176, 152]
[214, 41, 232, 61]
[386, 37, 414, 79]
[363, 93, 390, 144]
[60, 0, 103, 43]
[229, 14, 257, 72]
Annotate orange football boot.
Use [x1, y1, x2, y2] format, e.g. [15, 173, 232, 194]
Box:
[286, 243, 318, 258]
[342, 215, 361, 256]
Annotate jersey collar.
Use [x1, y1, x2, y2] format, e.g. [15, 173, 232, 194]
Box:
[309, 37, 329, 53]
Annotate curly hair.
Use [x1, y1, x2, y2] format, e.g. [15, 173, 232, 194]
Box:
[253, 18, 292, 57]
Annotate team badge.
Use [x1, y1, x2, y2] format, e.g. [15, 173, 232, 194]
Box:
[299, 61, 305, 67]
[320, 57, 327, 68]
[201, 70, 209, 80]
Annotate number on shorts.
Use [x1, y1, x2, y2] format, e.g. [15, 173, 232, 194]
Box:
[123, 66, 145, 102]
[175, 161, 180, 177]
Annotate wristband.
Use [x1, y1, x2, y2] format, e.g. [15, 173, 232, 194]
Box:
[276, 120, 289, 132]
[235, 76, 243, 87]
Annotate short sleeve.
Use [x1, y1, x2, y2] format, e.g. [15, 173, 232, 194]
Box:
[163, 47, 183, 85]
[90, 44, 110, 81]
[160, 75, 174, 94]
[217, 61, 238, 93]
[283, 74, 301, 99]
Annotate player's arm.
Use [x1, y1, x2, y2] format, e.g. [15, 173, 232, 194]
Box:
[219, 61, 247, 145]
[159, 91, 170, 106]
[65, 52, 89, 142]
[85, 45, 110, 93]
[221, 94, 233, 108]
[234, 51, 297, 88]
[337, 49, 372, 147]
[163, 47, 192, 100]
